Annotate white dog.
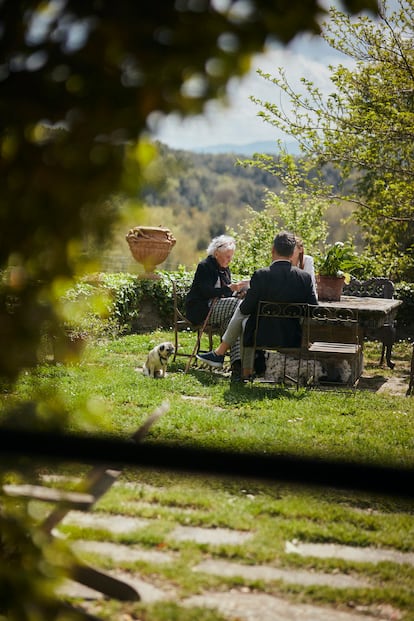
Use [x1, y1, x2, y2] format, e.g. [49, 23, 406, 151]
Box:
[264, 351, 324, 385]
[143, 341, 175, 378]
[265, 352, 355, 385]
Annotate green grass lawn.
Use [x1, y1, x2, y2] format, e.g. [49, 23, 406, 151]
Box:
[1, 331, 413, 621]
[4, 331, 413, 467]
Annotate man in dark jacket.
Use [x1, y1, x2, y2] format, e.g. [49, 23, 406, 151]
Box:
[197, 231, 318, 379]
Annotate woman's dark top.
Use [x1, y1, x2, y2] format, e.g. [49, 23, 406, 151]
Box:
[185, 255, 233, 324]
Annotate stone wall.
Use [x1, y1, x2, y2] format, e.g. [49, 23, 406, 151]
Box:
[131, 295, 168, 333]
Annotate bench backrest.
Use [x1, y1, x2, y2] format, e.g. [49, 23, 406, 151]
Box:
[342, 277, 394, 299]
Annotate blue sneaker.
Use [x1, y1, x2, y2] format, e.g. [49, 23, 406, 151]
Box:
[196, 351, 225, 368]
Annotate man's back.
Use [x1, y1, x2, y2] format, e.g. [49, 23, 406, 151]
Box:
[241, 260, 318, 347]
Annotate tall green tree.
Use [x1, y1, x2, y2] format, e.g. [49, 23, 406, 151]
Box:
[230, 153, 329, 275]
[250, 0, 414, 280]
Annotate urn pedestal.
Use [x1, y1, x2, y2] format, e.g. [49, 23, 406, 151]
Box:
[126, 226, 176, 278]
[316, 274, 345, 302]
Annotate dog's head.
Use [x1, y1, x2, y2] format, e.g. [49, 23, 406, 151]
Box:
[158, 342, 175, 358]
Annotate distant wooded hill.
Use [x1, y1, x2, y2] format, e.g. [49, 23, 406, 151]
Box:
[104, 142, 360, 273]
[189, 140, 300, 156]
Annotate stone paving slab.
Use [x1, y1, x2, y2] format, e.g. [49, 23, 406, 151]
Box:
[50, 503, 410, 621]
[58, 579, 105, 600]
[168, 525, 253, 545]
[286, 540, 414, 566]
[61, 511, 149, 534]
[41, 474, 80, 483]
[58, 571, 172, 602]
[183, 591, 378, 621]
[72, 540, 175, 564]
[59, 511, 407, 619]
[375, 376, 408, 395]
[194, 559, 370, 589]
[41, 475, 164, 495]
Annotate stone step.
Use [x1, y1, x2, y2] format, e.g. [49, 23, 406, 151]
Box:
[194, 559, 370, 589]
[61, 511, 149, 534]
[59, 570, 174, 603]
[286, 540, 414, 566]
[72, 540, 175, 564]
[168, 525, 252, 545]
[183, 591, 378, 621]
[59, 509, 407, 620]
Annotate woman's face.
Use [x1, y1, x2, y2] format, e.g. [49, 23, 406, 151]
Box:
[215, 248, 234, 268]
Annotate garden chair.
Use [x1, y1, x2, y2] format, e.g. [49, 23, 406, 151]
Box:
[251, 301, 310, 389]
[3, 404, 168, 603]
[172, 280, 220, 372]
[342, 277, 397, 368]
[307, 305, 362, 388]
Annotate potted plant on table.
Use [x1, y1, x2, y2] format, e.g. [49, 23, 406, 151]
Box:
[316, 242, 360, 301]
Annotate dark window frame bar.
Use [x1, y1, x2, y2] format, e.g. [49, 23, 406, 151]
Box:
[0, 428, 413, 499]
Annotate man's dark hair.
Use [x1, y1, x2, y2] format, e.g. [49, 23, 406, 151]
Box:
[273, 231, 296, 257]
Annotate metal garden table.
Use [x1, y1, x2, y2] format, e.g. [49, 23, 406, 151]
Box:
[318, 296, 402, 369]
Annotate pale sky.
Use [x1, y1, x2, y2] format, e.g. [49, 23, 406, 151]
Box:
[149, 29, 352, 151]
[149, 0, 396, 151]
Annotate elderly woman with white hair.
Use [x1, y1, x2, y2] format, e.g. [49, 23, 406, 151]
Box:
[185, 235, 249, 372]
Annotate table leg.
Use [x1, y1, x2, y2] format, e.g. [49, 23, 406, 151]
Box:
[377, 324, 396, 369]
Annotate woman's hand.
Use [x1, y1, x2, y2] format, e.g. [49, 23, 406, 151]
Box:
[230, 280, 250, 291]
[230, 280, 250, 298]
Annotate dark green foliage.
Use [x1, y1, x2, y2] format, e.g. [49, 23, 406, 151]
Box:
[394, 282, 414, 332]
[0, 497, 85, 621]
[63, 270, 194, 337]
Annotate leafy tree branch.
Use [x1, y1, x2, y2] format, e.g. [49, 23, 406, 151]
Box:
[249, 0, 414, 280]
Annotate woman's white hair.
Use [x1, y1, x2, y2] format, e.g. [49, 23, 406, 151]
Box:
[207, 235, 236, 256]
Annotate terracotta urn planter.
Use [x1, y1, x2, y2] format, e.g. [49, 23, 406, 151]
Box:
[126, 226, 176, 278]
[316, 274, 345, 302]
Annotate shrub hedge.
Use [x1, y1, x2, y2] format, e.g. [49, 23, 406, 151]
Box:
[63, 269, 193, 337]
[63, 271, 414, 339]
